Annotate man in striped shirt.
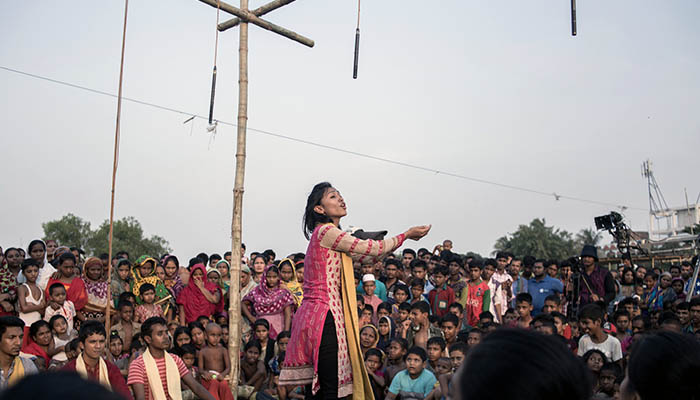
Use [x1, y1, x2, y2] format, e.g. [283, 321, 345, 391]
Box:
[128, 317, 214, 400]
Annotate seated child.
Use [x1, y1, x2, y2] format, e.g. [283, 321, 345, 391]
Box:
[387, 346, 437, 400]
[426, 337, 446, 373]
[108, 334, 130, 377]
[44, 283, 76, 335]
[239, 340, 266, 399]
[49, 315, 73, 364]
[365, 348, 385, 400]
[176, 343, 200, 400]
[134, 284, 164, 323]
[384, 337, 408, 388]
[198, 322, 233, 400]
[49, 338, 80, 370]
[425, 357, 453, 400]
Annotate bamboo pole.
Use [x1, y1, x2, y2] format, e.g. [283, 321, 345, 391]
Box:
[198, 0, 314, 47]
[218, 0, 295, 31]
[106, 0, 129, 337]
[227, 0, 248, 393]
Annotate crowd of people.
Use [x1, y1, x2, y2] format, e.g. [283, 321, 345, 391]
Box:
[0, 235, 698, 400]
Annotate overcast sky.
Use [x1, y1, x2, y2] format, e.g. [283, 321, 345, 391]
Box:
[1, 1, 698, 261]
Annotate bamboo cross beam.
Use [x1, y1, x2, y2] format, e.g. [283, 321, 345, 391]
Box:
[198, 0, 314, 47]
[218, 0, 296, 31]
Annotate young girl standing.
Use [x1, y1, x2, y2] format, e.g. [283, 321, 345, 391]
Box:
[242, 265, 294, 340]
[18, 259, 46, 345]
[79, 257, 110, 327]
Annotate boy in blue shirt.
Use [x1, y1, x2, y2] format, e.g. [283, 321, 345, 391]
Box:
[387, 346, 437, 400]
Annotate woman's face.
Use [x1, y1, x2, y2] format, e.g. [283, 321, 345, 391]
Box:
[660, 276, 671, 289]
[266, 271, 279, 289]
[360, 327, 376, 348]
[118, 265, 130, 280]
[672, 280, 683, 293]
[217, 263, 229, 278]
[192, 268, 204, 281]
[295, 267, 304, 283]
[140, 261, 154, 277]
[30, 243, 45, 263]
[254, 325, 269, 342]
[191, 328, 205, 345]
[623, 271, 634, 284]
[636, 267, 646, 280]
[46, 241, 58, 256]
[279, 265, 293, 283]
[176, 333, 191, 347]
[155, 266, 166, 282]
[5, 249, 22, 268]
[59, 260, 75, 278]
[207, 272, 220, 284]
[165, 260, 178, 277]
[586, 353, 604, 372]
[34, 325, 52, 346]
[315, 187, 347, 220]
[644, 276, 655, 289]
[87, 264, 103, 281]
[253, 257, 266, 274]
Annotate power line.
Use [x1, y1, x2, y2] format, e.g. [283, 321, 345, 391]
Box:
[1, 65, 647, 212]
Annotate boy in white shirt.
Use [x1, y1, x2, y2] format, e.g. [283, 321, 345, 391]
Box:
[577, 303, 622, 366]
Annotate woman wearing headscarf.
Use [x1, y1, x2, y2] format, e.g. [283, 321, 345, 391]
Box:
[646, 272, 676, 312]
[78, 257, 110, 327]
[161, 255, 185, 299]
[242, 265, 295, 340]
[214, 260, 231, 295]
[0, 247, 21, 316]
[359, 324, 380, 357]
[278, 258, 304, 307]
[130, 256, 170, 305]
[376, 315, 396, 353]
[177, 264, 222, 324]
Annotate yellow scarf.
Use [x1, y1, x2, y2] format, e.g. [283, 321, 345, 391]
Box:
[142, 348, 182, 400]
[75, 353, 111, 390]
[340, 253, 374, 400]
[7, 356, 25, 387]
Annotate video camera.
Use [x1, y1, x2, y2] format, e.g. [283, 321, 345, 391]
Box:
[594, 212, 623, 231]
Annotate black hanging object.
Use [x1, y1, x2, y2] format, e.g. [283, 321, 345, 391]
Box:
[571, 0, 577, 36]
[208, 65, 217, 124]
[353, 28, 360, 79]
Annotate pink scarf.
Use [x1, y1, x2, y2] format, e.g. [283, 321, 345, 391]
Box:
[243, 265, 294, 316]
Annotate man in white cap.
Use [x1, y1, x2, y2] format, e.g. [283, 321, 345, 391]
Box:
[362, 274, 383, 318]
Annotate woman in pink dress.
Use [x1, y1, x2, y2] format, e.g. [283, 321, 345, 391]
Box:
[279, 182, 430, 400]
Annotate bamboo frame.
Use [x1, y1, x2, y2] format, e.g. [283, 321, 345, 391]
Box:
[105, 0, 129, 337]
[198, 0, 314, 47]
[218, 0, 295, 31]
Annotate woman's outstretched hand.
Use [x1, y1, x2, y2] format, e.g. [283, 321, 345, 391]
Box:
[405, 225, 431, 241]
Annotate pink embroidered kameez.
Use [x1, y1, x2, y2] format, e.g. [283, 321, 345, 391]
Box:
[279, 224, 405, 398]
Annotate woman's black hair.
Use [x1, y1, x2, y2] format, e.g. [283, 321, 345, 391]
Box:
[458, 329, 592, 400]
[174, 326, 192, 341]
[253, 319, 270, 331]
[625, 331, 700, 400]
[582, 349, 608, 367]
[164, 255, 180, 268]
[276, 330, 291, 341]
[621, 267, 634, 284]
[303, 182, 334, 239]
[188, 321, 205, 334]
[29, 320, 50, 339]
[266, 266, 279, 276]
[27, 239, 45, 255]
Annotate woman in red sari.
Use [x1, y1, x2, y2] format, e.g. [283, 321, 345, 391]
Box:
[177, 264, 222, 324]
[279, 182, 430, 400]
[21, 320, 53, 370]
[45, 252, 88, 314]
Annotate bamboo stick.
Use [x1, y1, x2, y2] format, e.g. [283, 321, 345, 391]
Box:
[199, 0, 314, 47]
[227, 0, 248, 394]
[106, 0, 129, 337]
[218, 0, 295, 31]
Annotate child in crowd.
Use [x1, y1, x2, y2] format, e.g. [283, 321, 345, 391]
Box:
[439, 313, 459, 349]
[365, 348, 385, 400]
[44, 283, 76, 334]
[108, 334, 129, 377]
[384, 337, 408, 386]
[18, 259, 45, 341]
[515, 293, 533, 328]
[393, 284, 411, 306]
[199, 322, 233, 400]
[362, 274, 383, 320]
[177, 343, 200, 400]
[386, 347, 437, 400]
[464, 259, 490, 328]
[239, 340, 266, 398]
[428, 266, 455, 318]
[409, 278, 429, 305]
[426, 337, 446, 373]
[134, 283, 164, 323]
[112, 300, 141, 353]
[594, 363, 622, 399]
[467, 328, 483, 347]
[577, 304, 623, 365]
[542, 294, 561, 314]
[48, 315, 72, 363]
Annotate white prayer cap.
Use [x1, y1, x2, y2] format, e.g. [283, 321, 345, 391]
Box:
[362, 274, 376, 283]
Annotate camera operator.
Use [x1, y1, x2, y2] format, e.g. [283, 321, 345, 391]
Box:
[578, 245, 616, 307]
